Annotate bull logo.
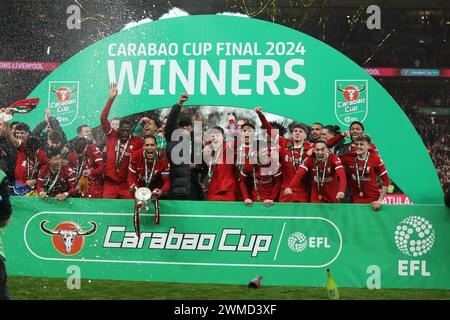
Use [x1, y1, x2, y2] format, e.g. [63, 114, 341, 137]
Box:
[337, 84, 366, 102]
[48, 81, 79, 126]
[50, 86, 77, 102]
[40, 220, 97, 255]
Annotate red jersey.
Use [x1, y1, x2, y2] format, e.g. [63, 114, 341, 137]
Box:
[15, 141, 47, 185]
[101, 98, 143, 182]
[204, 142, 237, 201]
[240, 163, 282, 202]
[37, 164, 76, 197]
[341, 152, 390, 203]
[278, 139, 313, 202]
[68, 144, 104, 198]
[128, 149, 170, 193]
[289, 153, 346, 203]
[234, 141, 253, 201]
[255, 110, 311, 202]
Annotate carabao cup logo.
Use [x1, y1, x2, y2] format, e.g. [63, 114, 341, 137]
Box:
[40, 220, 97, 256]
[48, 81, 79, 126]
[334, 80, 368, 126]
[394, 216, 435, 257]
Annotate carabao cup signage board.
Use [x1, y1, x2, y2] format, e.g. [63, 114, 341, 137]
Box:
[5, 198, 450, 289]
[17, 15, 441, 204]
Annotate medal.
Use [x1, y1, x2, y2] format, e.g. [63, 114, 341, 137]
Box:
[115, 138, 130, 168]
[144, 151, 157, 187]
[44, 168, 61, 194]
[26, 152, 39, 181]
[315, 156, 328, 199]
[355, 153, 369, 199]
[252, 166, 261, 202]
[289, 144, 304, 173]
[205, 147, 221, 191]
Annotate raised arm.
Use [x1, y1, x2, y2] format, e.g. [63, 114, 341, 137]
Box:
[100, 83, 118, 134]
[164, 93, 189, 141]
[3, 120, 21, 148]
[284, 161, 309, 195]
[255, 107, 273, 132]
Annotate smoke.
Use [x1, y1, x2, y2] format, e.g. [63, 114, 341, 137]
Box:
[122, 7, 250, 31]
[122, 7, 190, 30]
[159, 8, 190, 20]
[122, 18, 154, 30]
[216, 12, 249, 18]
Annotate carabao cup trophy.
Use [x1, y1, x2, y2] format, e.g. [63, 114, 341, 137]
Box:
[134, 187, 160, 238]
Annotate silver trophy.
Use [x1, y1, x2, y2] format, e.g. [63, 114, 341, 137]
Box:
[133, 187, 153, 238]
[135, 187, 152, 211]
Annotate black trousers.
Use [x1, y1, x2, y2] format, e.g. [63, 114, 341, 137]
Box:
[0, 258, 10, 300]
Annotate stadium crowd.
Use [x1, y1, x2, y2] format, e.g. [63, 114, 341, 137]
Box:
[0, 84, 393, 211]
[383, 82, 449, 189]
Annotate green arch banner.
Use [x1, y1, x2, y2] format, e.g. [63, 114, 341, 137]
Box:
[21, 15, 442, 204]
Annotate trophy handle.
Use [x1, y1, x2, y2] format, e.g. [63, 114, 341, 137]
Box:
[134, 202, 143, 239]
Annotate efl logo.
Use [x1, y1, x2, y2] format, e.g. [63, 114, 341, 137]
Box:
[394, 216, 435, 257]
[395, 216, 435, 277]
[40, 220, 97, 256]
[334, 80, 368, 126]
[287, 232, 331, 253]
[48, 81, 79, 126]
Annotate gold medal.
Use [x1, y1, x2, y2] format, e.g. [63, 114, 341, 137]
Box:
[359, 191, 364, 197]
[318, 194, 322, 200]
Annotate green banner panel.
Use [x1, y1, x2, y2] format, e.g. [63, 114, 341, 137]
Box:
[18, 15, 442, 204]
[4, 197, 450, 289]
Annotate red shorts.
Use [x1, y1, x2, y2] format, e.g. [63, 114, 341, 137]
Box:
[103, 180, 132, 199]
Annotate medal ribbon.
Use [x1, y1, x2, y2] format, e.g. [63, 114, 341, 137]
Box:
[207, 147, 222, 184]
[289, 145, 304, 173]
[237, 144, 251, 180]
[144, 151, 157, 187]
[252, 166, 261, 201]
[76, 153, 86, 181]
[26, 152, 39, 180]
[315, 156, 328, 196]
[115, 138, 130, 168]
[355, 152, 370, 193]
[45, 168, 61, 194]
